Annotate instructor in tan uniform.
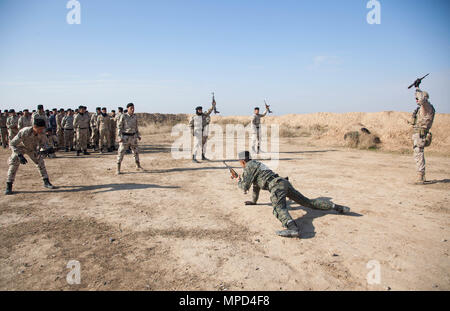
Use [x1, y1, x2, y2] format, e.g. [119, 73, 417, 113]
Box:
[116, 103, 142, 174]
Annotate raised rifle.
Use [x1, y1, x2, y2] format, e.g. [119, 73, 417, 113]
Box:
[212, 92, 219, 114]
[264, 100, 273, 114]
[408, 73, 429, 89]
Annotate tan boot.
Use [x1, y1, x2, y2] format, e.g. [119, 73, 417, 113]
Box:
[415, 172, 425, 185]
[136, 162, 144, 171]
[116, 163, 121, 175]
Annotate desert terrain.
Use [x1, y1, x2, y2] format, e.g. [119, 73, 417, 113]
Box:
[0, 112, 449, 291]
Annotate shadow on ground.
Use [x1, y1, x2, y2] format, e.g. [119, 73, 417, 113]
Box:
[16, 183, 180, 194]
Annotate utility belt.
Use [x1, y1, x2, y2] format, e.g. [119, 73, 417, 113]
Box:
[266, 174, 280, 187]
[64, 128, 74, 131]
[78, 127, 89, 130]
[413, 128, 429, 137]
[122, 132, 136, 136]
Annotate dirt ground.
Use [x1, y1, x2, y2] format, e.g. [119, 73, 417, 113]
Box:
[0, 132, 449, 291]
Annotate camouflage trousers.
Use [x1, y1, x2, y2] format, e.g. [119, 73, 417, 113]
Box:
[269, 178, 335, 227]
[91, 128, 99, 147]
[7, 149, 48, 183]
[192, 130, 208, 158]
[8, 128, 18, 141]
[412, 133, 426, 174]
[99, 128, 111, 150]
[0, 128, 7, 147]
[251, 126, 261, 154]
[64, 129, 74, 150]
[76, 128, 89, 151]
[110, 129, 116, 148]
[117, 135, 139, 164]
[57, 128, 64, 149]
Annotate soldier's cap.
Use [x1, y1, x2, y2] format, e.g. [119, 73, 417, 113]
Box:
[9, 109, 15, 113]
[78, 105, 84, 109]
[59, 108, 64, 112]
[37, 105, 44, 110]
[96, 107, 101, 111]
[254, 107, 260, 110]
[23, 109, 29, 112]
[111, 110, 115, 113]
[52, 108, 57, 111]
[34, 119, 46, 128]
[102, 107, 107, 110]
[238, 151, 251, 161]
[3, 110, 8, 113]
[127, 103, 134, 108]
[195, 106, 203, 111]
[118, 107, 123, 111]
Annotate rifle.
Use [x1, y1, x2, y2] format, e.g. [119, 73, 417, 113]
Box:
[408, 73, 429, 89]
[223, 161, 239, 179]
[212, 92, 219, 114]
[264, 100, 273, 114]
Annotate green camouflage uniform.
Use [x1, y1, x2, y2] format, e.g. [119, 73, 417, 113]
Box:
[6, 115, 19, 140]
[238, 160, 335, 227]
[18, 115, 32, 130]
[0, 113, 8, 148]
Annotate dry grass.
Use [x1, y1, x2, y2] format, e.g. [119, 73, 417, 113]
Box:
[138, 112, 450, 155]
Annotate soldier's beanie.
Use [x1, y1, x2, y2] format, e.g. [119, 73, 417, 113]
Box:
[111, 110, 115, 113]
[3, 110, 8, 113]
[96, 107, 101, 111]
[37, 105, 44, 110]
[102, 107, 107, 110]
[9, 109, 15, 113]
[78, 105, 84, 109]
[127, 103, 134, 108]
[238, 151, 251, 161]
[34, 119, 46, 127]
[196, 106, 202, 111]
[254, 107, 260, 110]
[23, 109, 29, 112]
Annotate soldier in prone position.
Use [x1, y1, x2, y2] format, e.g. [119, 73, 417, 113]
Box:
[5, 119, 56, 195]
[233, 151, 350, 238]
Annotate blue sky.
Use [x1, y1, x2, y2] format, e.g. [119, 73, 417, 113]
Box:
[0, 0, 449, 114]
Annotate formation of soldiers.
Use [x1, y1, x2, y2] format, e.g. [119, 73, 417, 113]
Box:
[0, 82, 437, 237]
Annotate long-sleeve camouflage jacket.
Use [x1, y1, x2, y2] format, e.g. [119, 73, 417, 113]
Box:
[238, 160, 278, 202]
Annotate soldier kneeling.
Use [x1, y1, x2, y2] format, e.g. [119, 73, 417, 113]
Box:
[5, 119, 56, 195]
[233, 151, 349, 238]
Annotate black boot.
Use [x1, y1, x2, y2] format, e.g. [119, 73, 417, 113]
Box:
[276, 220, 300, 238]
[83, 150, 90, 155]
[65, 147, 69, 152]
[201, 153, 209, 161]
[192, 155, 199, 163]
[5, 182, 13, 195]
[76, 150, 81, 156]
[43, 178, 55, 190]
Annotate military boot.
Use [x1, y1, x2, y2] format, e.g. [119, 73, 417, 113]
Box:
[83, 150, 91, 155]
[5, 182, 13, 195]
[76, 150, 81, 156]
[136, 162, 143, 170]
[334, 204, 350, 214]
[202, 153, 209, 161]
[276, 220, 300, 238]
[415, 172, 425, 185]
[116, 163, 121, 175]
[43, 178, 56, 190]
[192, 155, 199, 163]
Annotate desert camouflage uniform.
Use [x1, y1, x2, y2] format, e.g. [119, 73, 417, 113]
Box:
[189, 106, 214, 158]
[90, 113, 99, 148]
[0, 113, 8, 148]
[56, 113, 65, 149]
[117, 113, 140, 165]
[73, 112, 90, 151]
[251, 108, 268, 154]
[411, 89, 435, 178]
[6, 115, 19, 140]
[18, 115, 32, 130]
[7, 127, 49, 183]
[238, 160, 335, 227]
[97, 113, 111, 151]
[31, 112, 49, 129]
[61, 115, 74, 150]
[110, 115, 117, 149]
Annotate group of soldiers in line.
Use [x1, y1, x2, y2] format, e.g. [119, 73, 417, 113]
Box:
[0, 105, 124, 155]
[2, 103, 142, 195]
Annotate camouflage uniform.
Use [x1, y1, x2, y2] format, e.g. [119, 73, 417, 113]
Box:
[56, 113, 65, 149]
[18, 115, 32, 130]
[73, 112, 90, 151]
[6, 115, 19, 140]
[61, 115, 74, 150]
[6, 127, 49, 183]
[97, 113, 111, 151]
[238, 160, 335, 228]
[90, 113, 99, 149]
[31, 112, 49, 129]
[189, 106, 214, 159]
[410, 89, 435, 182]
[251, 108, 268, 154]
[110, 114, 117, 149]
[117, 113, 140, 166]
[0, 113, 8, 148]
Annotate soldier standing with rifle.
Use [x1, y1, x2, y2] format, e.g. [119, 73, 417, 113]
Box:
[250, 102, 271, 155]
[5, 119, 56, 195]
[229, 151, 349, 238]
[407, 74, 435, 184]
[189, 94, 218, 163]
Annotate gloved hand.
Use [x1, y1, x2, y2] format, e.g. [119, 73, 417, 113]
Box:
[245, 201, 257, 206]
[18, 154, 28, 165]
